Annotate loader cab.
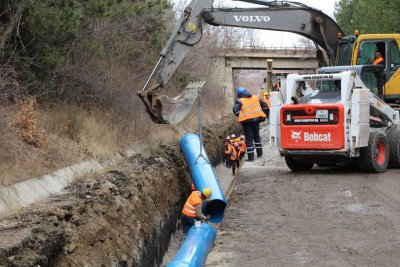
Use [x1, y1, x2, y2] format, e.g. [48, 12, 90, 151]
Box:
[318, 65, 385, 97]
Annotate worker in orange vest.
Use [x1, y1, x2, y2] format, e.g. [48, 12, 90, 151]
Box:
[181, 188, 212, 241]
[370, 50, 385, 66]
[223, 136, 232, 168]
[233, 87, 269, 161]
[262, 92, 271, 109]
[239, 135, 247, 160]
[231, 142, 240, 175]
[231, 133, 241, 144]
[272, 79, 281, 91]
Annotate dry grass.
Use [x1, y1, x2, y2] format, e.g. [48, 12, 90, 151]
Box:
[12, 98, 48, 148]
[0, 90, 228, 186]
[0, 5, 233, 186]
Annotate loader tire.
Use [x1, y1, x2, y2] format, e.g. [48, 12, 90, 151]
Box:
[285, 155, 314, 172]
[358, 132, 389, 173]
[388, 128, 400, 168]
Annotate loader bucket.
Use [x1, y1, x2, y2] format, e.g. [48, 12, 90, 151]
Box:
[138, 81, 205, 125]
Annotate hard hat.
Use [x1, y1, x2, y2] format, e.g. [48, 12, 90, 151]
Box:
[240, 134, 245, 140]
[202, 188, 212, 199]
[230, 134, 236, 138]
[264, 92, 270, 96]
[236, 87, 246, 95]
[226, 136, 231, 140]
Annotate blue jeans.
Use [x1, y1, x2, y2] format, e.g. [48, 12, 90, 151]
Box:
[181, 215, 196, 236]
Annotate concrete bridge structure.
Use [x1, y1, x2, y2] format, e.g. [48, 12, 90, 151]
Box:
[213, 47, 320, 102]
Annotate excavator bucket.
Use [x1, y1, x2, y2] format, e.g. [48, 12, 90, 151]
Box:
[138, 81, 205, 124]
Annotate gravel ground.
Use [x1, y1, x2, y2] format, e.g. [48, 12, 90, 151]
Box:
[205, 124, 400, 267]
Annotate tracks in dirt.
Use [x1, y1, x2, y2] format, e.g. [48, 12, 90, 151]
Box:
[206, 125, 400, 267]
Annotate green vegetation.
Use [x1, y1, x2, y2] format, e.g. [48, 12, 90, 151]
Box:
[335, 0, 400, 35]
[0, 0, 230, 185]
[1, 0, 171, 100]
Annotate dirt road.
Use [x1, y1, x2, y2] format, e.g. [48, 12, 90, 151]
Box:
[206, 126, 400, 266]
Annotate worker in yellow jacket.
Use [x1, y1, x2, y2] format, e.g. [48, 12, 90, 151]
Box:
[263, 92, 271, 109]
[181, 188, 212, 240]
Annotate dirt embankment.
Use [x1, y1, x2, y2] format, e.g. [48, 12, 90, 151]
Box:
[0, 115, 239, 267]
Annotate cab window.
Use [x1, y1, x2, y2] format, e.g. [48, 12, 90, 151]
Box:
[357, 41, 386, 68]
[320, 80, 341, 92]
[390, 41, 400, 78]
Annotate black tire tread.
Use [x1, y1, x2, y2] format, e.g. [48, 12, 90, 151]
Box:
[388, 128, 400, 168]
[285, 155, 314, 172]
[358, 132, 389, 173]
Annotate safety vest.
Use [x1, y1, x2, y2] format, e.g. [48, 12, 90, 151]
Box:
[238, 95, 266, 122]
[240, 141, 246, 153]
[373, 56, 384, 65]
[182, 191, 202, 217]
[263, 96, 271, 109]
[224, 141, 232, 155]
[230, 145, 239, 161]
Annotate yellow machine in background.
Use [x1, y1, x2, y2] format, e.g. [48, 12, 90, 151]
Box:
[341, 33, 400, 103]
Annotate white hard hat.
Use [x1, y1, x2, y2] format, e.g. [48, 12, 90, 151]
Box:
[230, 134, 236, 138]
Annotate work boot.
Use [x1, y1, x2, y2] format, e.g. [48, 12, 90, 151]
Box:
[256, 148, 263, 158]
[245, 153, 255, 162]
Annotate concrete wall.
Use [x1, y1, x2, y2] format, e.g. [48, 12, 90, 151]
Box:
[212, 47, 319, 98]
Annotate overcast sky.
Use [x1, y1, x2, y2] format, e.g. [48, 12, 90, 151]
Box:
[171, 0, 338, 47]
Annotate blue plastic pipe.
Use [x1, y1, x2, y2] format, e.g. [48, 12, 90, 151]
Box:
[167, 223, 217, 267]
[180, 133, 227, 223]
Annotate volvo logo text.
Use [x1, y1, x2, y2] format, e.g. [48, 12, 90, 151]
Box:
[233, 15, 271, 23]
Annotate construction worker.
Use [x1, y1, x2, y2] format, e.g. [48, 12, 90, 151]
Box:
[223, 136, 232, 168]
[371, 50, 385, 66]
[181, 188, 212, 241]
[263, 92, 271, 109]
[231, 142, 240, 175]
[233, 87, 269, 161]
[272, 79, 281, 91]
[239, 135, 247, 160]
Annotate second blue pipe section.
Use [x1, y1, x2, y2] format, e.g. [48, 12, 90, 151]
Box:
[179, 133, 227, 223]
[167, 223, 217, 267]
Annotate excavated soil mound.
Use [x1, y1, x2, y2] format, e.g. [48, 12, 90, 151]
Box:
[0, 115, 239, 267]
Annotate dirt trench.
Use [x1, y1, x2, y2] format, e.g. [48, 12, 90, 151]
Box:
[0, 115, 240, 267]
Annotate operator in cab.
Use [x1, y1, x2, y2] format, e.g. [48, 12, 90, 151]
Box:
[369, 50, 385, 66]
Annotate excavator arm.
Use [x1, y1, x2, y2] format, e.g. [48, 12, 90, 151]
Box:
[138, 0, 344, 124]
